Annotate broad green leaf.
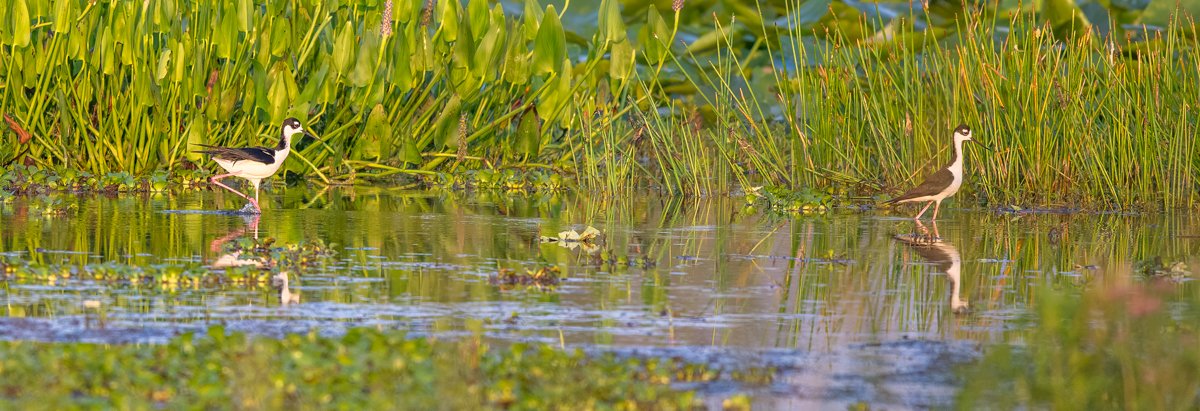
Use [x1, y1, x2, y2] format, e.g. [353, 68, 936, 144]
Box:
[595, 0, 626, 46]
[1041, 0, 1091, 39]
[350, 30, 380, 87]
[171, 38, 187, 83]
[641, 7, 670, 66]
[401, 139, 422, 165]
[215, 11, 237, 59]
[522, 0, 543, 41]
[516, 108, 540, 158]
[532, 5, 565, 75]
[467, 0, 489, 39]
[433, 96, 462, 148]
[237, 0, 253, 32]
[439, 0, 458, 42]
[609, 39, 634, 81]
[502, 33, 529, 85]
[333, 22, 356, 78]
[53, 0, 74, 34]
[12, 0, 31, 47]
[270, 18, 292, 57]
[391, 30, 413, 92]
[360, 104, 392, 160]
[155, 49, 172, 82]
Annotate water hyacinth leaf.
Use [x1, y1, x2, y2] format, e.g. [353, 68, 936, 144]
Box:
[522, 0, 543, 41]
[596, 0, 625, 46]
[538, 59, 572, 127]
[186, 117, 209, 162]
[53, 0, 73, 34]
[11, 0, 30, 47]
[532, 5, 565, 75]
[333, 22, 356, 78]
[299, 58, 330, 104]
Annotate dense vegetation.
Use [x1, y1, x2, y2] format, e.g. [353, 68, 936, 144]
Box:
[0, 327, 755, 409]
[0, 0, 1197, 207]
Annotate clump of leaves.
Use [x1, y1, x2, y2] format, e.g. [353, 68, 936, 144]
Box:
[746, 186, 831, 214]
[490, 265, 564, 290]
[223, 238, 337, 272]
[1134, 256, 1191, 281]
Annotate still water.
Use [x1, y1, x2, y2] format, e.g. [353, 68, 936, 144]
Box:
[1, 188, 1197, 407]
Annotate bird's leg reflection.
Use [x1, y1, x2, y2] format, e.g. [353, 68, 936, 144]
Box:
[208, 214, 264, 268]
[911, 219, 942, 244]
[893, 230, 969, 314]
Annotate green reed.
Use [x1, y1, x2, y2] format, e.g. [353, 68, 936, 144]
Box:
[1, 0, 1197, 209]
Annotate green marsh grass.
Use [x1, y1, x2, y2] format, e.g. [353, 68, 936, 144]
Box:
[1, 1, 1198, 208]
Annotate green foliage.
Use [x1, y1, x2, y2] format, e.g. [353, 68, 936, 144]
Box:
[957, 285, 1200, 409]
[0, 0, 1197, 209]
[0, 327, 712, 409]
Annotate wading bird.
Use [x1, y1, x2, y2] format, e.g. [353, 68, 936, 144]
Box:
[196, 118, 313, 213]
[884, 124, 991, 221]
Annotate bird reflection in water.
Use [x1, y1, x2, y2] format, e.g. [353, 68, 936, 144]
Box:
[206, 214, 299, 305]
[894, 220, 968, 313]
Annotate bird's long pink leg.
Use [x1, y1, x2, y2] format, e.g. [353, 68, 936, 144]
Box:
[913, 202, 933, 220]
[210, 174, 255, 205]
[932, 201, 941, 221]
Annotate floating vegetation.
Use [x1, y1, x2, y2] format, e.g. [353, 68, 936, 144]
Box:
[0, 327, 749, 409]
[490, 266, 564, 291]
[429, 169, 568, 192]
[220, 237, 338, 272]
[540, 226, 603, 253]
[0, 165, 210, 195]
[745, 186, 832, 214]
[1134, 256, 1192, 282]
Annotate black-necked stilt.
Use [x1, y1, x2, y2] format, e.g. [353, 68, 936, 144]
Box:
[884, 124, 990, 221]
[195, 118, 313, 213]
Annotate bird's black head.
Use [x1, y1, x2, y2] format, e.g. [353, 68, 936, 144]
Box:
[954, 124, 972, 141]
[280, 117, 307, 141]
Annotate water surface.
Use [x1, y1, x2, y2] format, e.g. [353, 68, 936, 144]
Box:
[2, 188, 1196, 408]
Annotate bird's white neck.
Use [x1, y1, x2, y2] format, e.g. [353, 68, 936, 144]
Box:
[949, 137, 966, 176]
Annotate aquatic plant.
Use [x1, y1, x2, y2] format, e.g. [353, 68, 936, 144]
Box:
[1, 0, 1195, 208]
[0, 327, 747, 409]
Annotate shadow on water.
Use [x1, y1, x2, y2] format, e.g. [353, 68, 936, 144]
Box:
[1, 188, 1198, 407]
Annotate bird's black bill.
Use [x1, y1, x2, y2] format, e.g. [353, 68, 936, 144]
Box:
[975, 142, 996, 152]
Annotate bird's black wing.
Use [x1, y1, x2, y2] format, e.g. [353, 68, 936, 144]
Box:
[885, 168, 954, 204]
[194, 145, 275, 164]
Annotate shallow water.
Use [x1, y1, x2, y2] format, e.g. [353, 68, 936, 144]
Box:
[2, 188, 1197, 408]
